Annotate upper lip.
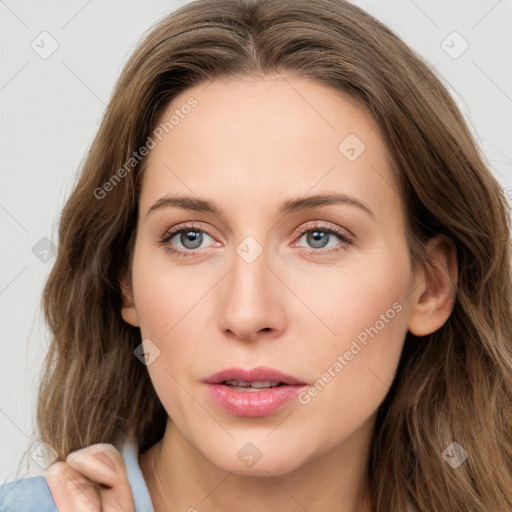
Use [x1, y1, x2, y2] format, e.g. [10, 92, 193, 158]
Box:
[202, 366, 307, 385]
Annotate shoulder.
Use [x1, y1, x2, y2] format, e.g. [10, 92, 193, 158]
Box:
[0, 475, 58, 511]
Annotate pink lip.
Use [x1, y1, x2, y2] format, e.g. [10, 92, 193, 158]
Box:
[202, 366, 307, 418]
[203, 366, 306, 385]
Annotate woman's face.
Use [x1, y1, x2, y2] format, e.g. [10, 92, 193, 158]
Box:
[122, 74, 419, 476]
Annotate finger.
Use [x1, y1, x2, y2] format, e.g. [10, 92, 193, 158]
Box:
[45, 460, 102, 512]
[65, 444, 135, 512]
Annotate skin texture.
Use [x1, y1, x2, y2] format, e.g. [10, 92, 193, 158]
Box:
[49, 74, 456, 512]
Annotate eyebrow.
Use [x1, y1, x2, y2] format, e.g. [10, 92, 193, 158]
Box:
[146, 192, 374, 218]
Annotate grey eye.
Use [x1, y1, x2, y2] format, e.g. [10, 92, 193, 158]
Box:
[172, 229, 213, 250]
[298, 229, 341, 249]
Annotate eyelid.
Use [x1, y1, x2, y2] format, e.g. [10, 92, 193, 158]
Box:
[291, 220, 355, 243]
[161, 221, 218, 242]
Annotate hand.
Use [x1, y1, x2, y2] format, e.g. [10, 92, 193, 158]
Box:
[44, 443, 135, 512]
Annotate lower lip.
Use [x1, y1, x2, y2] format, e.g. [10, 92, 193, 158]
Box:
[203, 383, 307, 417]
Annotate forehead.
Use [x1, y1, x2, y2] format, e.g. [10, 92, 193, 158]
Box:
[153, 74, 378, 159]
[140, 74, 400, 223]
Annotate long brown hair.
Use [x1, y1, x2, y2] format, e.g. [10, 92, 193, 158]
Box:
[18, 0, 512, 510]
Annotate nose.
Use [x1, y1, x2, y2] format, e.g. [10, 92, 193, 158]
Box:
[217, 239, 286, 343]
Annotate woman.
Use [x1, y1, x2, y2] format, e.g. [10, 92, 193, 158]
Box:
[1, 0, 511, 510]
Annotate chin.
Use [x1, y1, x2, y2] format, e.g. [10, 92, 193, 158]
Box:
[204, 439, 310, 478]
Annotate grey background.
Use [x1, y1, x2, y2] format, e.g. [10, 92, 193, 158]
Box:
[1, 0, 511, 483]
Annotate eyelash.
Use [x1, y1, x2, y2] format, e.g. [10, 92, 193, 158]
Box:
[158, 221, 354, 258]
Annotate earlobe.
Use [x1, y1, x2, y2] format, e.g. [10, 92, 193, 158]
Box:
[408, 236, 458, 336]
[120, 274, 140, 327]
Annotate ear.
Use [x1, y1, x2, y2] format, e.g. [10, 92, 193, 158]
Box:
[408, 235, 458, 336]
[120, 272, 140, 327]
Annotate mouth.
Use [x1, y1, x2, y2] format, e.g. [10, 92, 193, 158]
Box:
[202, 366, 308, 417]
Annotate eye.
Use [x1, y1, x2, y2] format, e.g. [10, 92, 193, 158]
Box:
[159, 223, 217, 257]
[293, 222, 353, 256]
[159, 221, 354, 258]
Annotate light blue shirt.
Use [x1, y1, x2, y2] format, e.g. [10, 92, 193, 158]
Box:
[0, 439, 155, 511]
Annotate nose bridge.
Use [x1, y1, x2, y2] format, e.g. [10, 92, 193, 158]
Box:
[230, 234, 271, 307]
[217, 233, 284, 340]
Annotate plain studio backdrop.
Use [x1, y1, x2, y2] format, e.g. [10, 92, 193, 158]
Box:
[1, 0, 511, 484]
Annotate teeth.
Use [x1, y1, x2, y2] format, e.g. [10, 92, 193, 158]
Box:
[223, 380, 281, 389]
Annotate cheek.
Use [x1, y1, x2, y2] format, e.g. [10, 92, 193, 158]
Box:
[130, 244, 208, 423]
[292, 254, 410, 440]
[130, 243, 219, 406]
[292, 238, 409, 339]
[130, 240, 209, 338]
